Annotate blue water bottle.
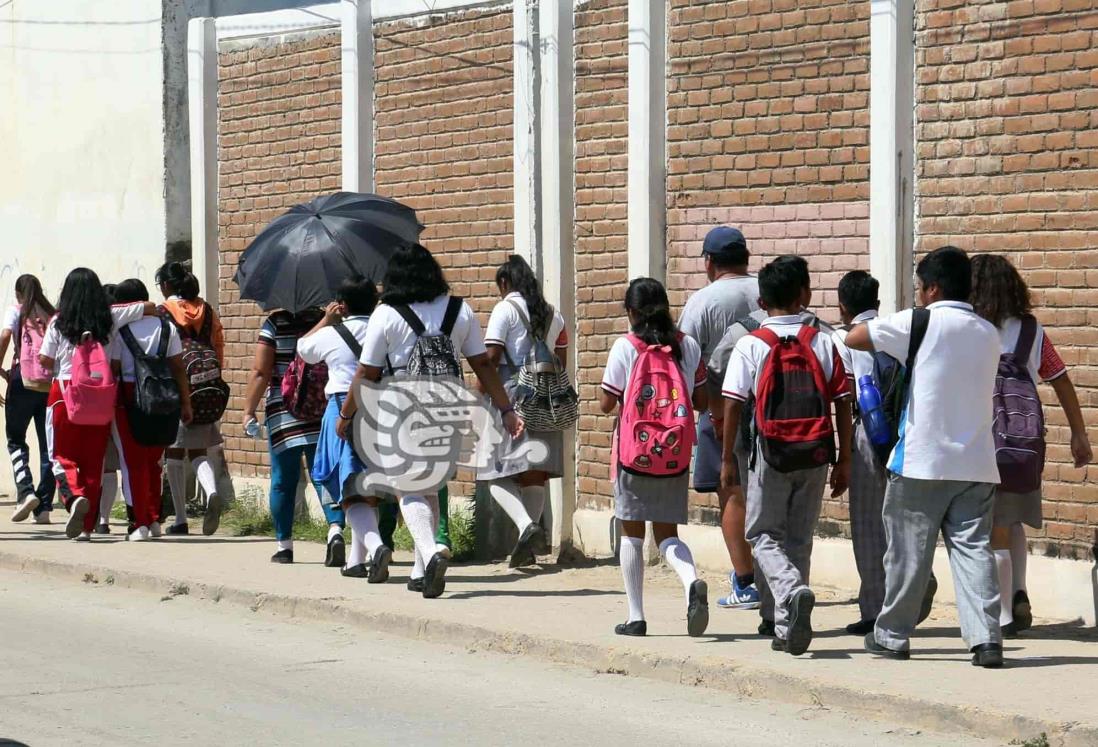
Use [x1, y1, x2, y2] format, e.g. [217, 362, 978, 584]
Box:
[857, 374, 891, 447]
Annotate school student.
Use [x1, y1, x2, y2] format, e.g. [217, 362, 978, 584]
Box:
[481, 255, 569, 567]
[720, 259, 852, 656]
[600, 277, 710, 638]
[969, 254, 1092, 635]
[39, 268, 152, 540]
[678, 227, 760, 610]
[338, 243, 523, 599]
[298, 277, 391, 580]
[2, 274, 57, 524]
[845, 246, 1005, 667]
[108, 279, 192, 541]
[156, 262, 231, 536]
[96, 283, 122, 535]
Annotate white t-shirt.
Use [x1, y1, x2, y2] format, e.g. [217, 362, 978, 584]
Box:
[3, 305, 19, 335]
[832, 309, 880, 393]
[40, 303, 147, 381]
[601, 334, 706, 398]
[297, 316, 370, 395]
[721, 314, 851, 403]
[484, 293, 568, 370]
[998, 315, 1065, 385]
[867, 301, 1001, 483]
[359, 296, 487, 370]
[110, 317, 183, 383]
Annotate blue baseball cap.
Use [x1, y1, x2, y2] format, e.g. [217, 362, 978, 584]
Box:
[702, 226, 748, 257]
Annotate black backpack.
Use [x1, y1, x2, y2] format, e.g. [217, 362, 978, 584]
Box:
[119, 318, 182, 446]
[870, 307, 930, 467]
[390, 297, 464, 379]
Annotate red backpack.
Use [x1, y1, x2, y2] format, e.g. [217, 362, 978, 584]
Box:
[617, 334, 696, 478]
[751, 325, 835, 472]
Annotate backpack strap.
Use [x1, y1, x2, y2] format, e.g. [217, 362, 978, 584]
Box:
[155, 316, 171, 358]
[440, 296, 464, 336]
[1014, 314, 1038, 363]
[119, 324, 144, 359]
[392, 303, 427, 337]
[796, 325, 820, 347]
[905, 307, 931, 379]
[199, 302, 214, 342]
[750, 327, 780, 348]
[740, 315, 762, 333]
[334, 323, 363, 359]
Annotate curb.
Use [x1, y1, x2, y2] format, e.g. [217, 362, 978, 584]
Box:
[2, 550, 1092, 746]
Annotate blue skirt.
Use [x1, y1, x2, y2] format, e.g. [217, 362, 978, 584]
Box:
[311, 394, 365, 504]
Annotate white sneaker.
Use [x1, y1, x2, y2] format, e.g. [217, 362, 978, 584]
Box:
[74, 531, 92, 542]
[65, 497, 89, 539]
[34, 512, 52, 525]
[128, 526, 151, 542]
[149, 521, 162, 538]
[11, 495, 40, 522]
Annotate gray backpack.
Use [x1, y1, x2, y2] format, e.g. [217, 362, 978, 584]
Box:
[503, 300, 579, 431]
[391, 297, 464, 379]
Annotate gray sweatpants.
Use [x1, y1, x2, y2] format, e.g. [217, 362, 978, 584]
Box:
[849, 424, 887, 621]
[745, 459, 828, 640]
[874, 475, 1000, 652]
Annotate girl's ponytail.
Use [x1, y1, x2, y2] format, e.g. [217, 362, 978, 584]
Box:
[624, 277, 681, 360]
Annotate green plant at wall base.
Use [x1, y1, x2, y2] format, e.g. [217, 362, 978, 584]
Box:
[1009, 734, 1049, 747]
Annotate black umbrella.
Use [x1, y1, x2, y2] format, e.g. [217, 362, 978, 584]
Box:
[234, 191, 423, 312]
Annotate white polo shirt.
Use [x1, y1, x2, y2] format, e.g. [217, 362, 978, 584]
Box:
[484, 292, 568, 370]
[359, 296, 487, 371]
[601, 334, 706, 398]
[297, 316, 371, 395]
[39, 303, 147, 381]
[832, 309, 880, 391]
[867, 301, 1000, 483]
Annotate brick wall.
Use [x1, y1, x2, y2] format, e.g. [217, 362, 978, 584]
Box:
[216, 31, 342, 477]
[914, 0, 1098, 556]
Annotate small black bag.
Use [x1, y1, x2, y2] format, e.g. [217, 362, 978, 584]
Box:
[120, 319, 182, 447]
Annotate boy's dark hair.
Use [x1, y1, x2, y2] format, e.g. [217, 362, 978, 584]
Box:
[338, 276, 379, 316]
[969, 254, 1031, 328]
[758, 259, 803, 310]
[113, 278, 150, 304]
[774, 255, 810, 291]
[837, 270, 880, 317]
[709, 245, 750, 270]
[917, 245, 971, 302]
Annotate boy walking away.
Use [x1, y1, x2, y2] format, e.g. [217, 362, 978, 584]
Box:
[678, 226, 760, 611]
[845, 246, 1005, 668]
[720, 259, 853, 656]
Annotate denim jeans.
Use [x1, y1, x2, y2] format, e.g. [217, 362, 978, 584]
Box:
[6, 370, 54, 513]
[269, 440, 344, 541]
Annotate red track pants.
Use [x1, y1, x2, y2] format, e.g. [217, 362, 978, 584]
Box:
[46, 382, 110, 534]
[111, 385, 164, 529]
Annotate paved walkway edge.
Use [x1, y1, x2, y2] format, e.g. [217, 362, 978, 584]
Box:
[3, 550, 1092, 746]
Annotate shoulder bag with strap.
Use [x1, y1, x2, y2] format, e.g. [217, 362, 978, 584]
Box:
[501, 299, 578, 432]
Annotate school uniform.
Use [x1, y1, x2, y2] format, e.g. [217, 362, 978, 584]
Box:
[722, 315, 850, 642]
[161, 297, 224, 450]
[866, 301, 1002, 653]
[478, 292, 568, 481]
[3, 305, 55, 514]
[110, 317, 183, 530]
[832, 310, 888, 622]
[601, 335, 706, 525]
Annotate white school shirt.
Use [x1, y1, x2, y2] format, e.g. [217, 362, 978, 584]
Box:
[2, 305, 19, 335]
[601, 334, 706, 399]
[831, 309, 879, 393]
[997, 315, 1066, 385]
[39, 303, 147, 381]
[484, 293, 568, 369]
[867, 301, 1001, 483]
[110, 317, 183, 382]
[296, 315, 371, 395]
[359, 296, 487, 370]
[721, 314, 851, 403]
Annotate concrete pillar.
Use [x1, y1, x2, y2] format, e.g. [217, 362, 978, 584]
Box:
[869, 0, 916, 313]
[538, 0, 576, 557]
[187, 17, 219, 310]
[627, 0, 666, 282]
[513, 0, 539, 263]
[341, 0, 375, 192]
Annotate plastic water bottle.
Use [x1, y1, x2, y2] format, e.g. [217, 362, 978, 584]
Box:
[245, 417, 262, 439]
[857, 374, 891, 447]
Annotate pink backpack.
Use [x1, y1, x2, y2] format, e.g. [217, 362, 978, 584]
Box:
[62, 334, 117, 425]
[617, 334, 696, 478]
[17, 310, 53, 392]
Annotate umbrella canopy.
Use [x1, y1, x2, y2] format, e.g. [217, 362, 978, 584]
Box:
[234, 192, 423, 312]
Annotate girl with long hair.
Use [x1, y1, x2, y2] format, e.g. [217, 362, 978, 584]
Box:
[155, 261, 231, 536]
[38, 268, 152, 540]
[598, 277, 709, 637]
[969, 254, 1092, 635]
[479, 255, 570, 567]
[338, 243, 524, 598]
[2, 274, 57, 523]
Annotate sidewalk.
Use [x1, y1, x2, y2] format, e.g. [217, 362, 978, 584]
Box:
[1, 511, 1096, 745]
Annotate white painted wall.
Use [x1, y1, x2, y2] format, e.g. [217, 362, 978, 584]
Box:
[0, 0, 169, 310]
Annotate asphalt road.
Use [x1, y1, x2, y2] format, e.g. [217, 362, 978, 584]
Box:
[0, 570, 992, 746]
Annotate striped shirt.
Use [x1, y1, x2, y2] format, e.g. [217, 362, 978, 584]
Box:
[258, 309, 324, 454]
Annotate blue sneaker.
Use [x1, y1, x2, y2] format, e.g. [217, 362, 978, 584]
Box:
[717, 572, 761, 610]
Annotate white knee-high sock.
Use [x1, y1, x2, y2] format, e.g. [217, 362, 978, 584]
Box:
[411, 547, 426, 580]
[490, 478, 534, 532]
[400, 494, 441, 568]
[99, 473, 118, 522]
[1009, 523, 1028, 595]
[345, 503, 382, 567]
[191, 457, 218, 502]
[166, 459, 187, 524]
[521, 485, 546, 523]
[620, 536, 645, 623]
[659, 537, 699, 601]
[995, 549, 1014, 626]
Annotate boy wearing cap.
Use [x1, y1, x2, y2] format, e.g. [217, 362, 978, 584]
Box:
[678, 226, 761, 610]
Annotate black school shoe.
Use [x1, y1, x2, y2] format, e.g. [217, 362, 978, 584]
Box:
[758, 618, 776, 637]
[846, 618, 877, 636]
[325, 534, 346, 568]
[368, 545, 393, 585]
[341, 564, 369, 578]
[614, 620, 647, 637]
[771, 637, 787, 653]
[1012, 590, 1033, 632]
[785, 588, 816, 656]
[407, 577, 426, 593]
[863, 632, 910, 661]
[509, 524, 545, 569]
[422, 552, 449, 599]
[270, 549, 294, 564]
[686, 580, 710, 637]
[971, 643, 1004, 668]
[166, 522, 189, 536]
[917, 574, 938, 625]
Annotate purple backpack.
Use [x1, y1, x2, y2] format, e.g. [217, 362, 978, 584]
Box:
[992, 315, 1045, 493]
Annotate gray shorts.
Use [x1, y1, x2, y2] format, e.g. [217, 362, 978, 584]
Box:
[692, 411, 750, 493]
